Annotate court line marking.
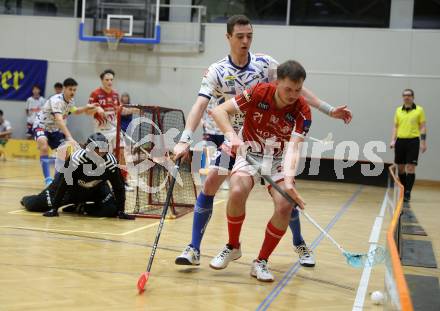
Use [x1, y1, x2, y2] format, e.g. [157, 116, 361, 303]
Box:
[0, 174, 42, 181]
[3, 200, 219, 235]
[7, 210, 111, 219]
[0, 231, 356, 292]
[0, 262, 265, 287]
[120, 221, 167, 236]
[0, 179, 43, 184]
[256, 185, 364, 311]
[8, 209, 40, 215]
[352, 191, 388, 311]
[0, 220, 165, 236]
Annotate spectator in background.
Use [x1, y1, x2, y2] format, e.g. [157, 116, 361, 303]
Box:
[0, 110, 13, 159]
[25, 85, 45, 139]
[120, 92, 137, 132]
[390, 88, 427, 203]
[54, 82, 63, 94]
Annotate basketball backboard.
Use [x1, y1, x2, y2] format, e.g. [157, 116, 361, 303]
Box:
[79, 0, 207, 51]
[79, 0, 161, 44]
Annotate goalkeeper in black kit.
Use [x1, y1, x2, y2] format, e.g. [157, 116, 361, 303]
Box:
[21, 132, 134, 219]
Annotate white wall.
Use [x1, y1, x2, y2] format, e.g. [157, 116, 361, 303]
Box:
[0, 15, 439, 180]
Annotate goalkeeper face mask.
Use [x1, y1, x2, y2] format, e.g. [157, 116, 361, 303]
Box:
[86, 132, 110, 158]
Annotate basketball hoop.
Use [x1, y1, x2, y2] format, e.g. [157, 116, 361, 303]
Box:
[104, 28, 124, 50]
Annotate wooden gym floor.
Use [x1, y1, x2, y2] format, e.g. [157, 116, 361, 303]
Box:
[0, 160, 439, 311]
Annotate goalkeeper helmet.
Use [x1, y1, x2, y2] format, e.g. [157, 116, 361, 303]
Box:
[85, 132, 109, 152]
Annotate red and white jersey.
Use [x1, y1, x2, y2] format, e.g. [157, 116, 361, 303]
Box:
[232, 82, 312, 157]
[88, 87, 120, 132]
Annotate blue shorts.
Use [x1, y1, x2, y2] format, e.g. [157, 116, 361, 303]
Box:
[33, 127, 65, 150]
[210, 145, 236, 172]
[26, 123, 34, 137]
[203, 133, 225, 148]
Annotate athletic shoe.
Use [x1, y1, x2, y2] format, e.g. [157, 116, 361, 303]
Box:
[295, 243, 315, 267]
[175, 245, 200, 266]
[209, 244, 242, 270]
[44, 177, 53, 186]
[250, 259, 274, 282]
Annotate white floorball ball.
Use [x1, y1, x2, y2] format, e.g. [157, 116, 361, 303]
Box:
[371, 290, 384, 305]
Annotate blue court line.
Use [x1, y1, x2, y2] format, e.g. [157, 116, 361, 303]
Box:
[256, 185, 364, 311]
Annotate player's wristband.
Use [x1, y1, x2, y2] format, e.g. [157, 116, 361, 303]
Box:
[421, 133, 426, 141]
[179, 129, 193, 144]
[318, 100, 335, 116]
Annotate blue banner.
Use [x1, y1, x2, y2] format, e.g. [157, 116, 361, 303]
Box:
[0, 58, 48, 101]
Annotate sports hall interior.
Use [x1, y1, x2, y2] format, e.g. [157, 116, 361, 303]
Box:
[0, 1, 439, 310]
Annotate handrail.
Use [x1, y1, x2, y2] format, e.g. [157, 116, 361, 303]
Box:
[387, 164, 413, 310]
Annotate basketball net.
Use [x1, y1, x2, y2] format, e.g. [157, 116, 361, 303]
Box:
[104, 28, 124, 50]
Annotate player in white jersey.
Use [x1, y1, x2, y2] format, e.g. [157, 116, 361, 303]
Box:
[33, 78, 100, 185]
[25, 85, 45, 139]
[200, 52, 278, 148]
[174, 15, 352, 267]
[198, 53, 277, 171]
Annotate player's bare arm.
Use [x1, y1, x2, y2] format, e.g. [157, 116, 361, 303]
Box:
[121, 106, 139, 115]
[301, 87, 352, 124]
[73, 105, 102, 115]
[390, 124, 398, 148]
[82, 103, 105, 116]
[211, 98, 243, 153]
[173, 96, 209, 159]
[283, 135, 306, 209]
[420, 121, 427, 153]
[0, 128, 12, 138]
[54, 113, 76, 144]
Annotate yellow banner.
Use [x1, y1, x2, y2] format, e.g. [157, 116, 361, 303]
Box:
[3, 139, 40, 160]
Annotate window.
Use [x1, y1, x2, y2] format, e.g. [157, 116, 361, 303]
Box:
[290, 0, 391, 27]
[1, 0, 75, 17]
[413, 0, 440, 29]
[194, 0, 288, 25]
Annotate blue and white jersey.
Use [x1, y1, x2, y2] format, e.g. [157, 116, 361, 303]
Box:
[25, 96, 46, 124]
[33, 93, 76, 132]
[199, 52, 278, 135]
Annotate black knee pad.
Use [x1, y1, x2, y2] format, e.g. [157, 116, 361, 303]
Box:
[83, 185, 118, 217]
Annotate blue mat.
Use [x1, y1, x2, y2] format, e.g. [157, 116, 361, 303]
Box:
[402, 239, 437, 268]
[405, 274, 440, 311]
[402, 225, 427, 236]
[401, 209, 418, 224]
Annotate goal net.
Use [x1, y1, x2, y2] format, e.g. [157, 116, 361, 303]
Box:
[117, 105, 197, 219]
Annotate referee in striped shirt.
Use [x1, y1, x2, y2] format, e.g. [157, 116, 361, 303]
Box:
[390, 89, 427, 203]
